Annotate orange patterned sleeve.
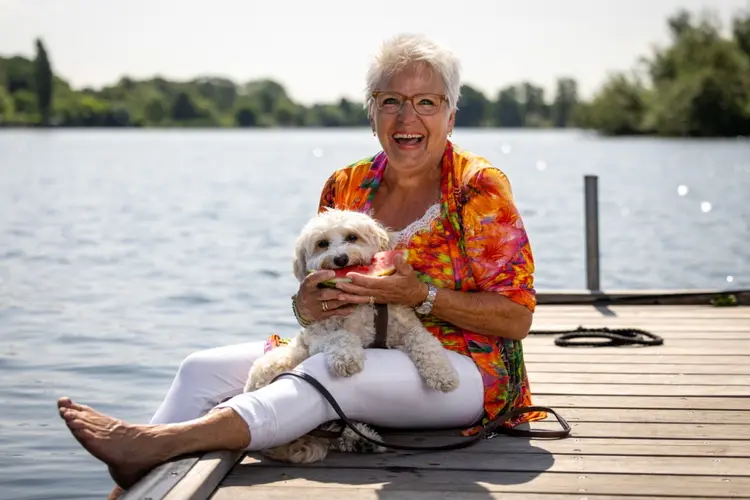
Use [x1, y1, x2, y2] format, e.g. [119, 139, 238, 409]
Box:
[317, 172, 339, 212]
[461, 166, 537, 312]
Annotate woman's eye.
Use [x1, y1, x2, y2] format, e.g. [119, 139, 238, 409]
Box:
[317, 240, 329, 248]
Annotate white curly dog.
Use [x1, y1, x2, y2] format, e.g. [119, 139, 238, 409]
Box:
[243, 208, 460, 463]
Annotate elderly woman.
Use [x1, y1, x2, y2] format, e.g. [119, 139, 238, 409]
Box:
[57, 34, 544, 492]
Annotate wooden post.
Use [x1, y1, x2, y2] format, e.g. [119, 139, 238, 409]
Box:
[585, 175, 600, 292]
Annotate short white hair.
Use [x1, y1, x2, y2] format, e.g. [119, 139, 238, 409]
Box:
[365, 34, 462, 115]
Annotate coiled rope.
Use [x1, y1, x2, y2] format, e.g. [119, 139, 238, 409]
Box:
[530, 325, 664, 347]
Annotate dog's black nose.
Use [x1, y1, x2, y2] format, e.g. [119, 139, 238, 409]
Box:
[333, 254, 349, 267]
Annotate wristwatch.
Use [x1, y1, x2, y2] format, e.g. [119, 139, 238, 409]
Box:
[415, 283, 438, 316]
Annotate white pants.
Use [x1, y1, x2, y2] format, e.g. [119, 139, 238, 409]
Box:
[150, 341, 485, 451]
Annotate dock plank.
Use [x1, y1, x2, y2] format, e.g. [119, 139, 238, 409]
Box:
[234, 451, 750, 476]
[525, 354, 750, 364]
[212, 489, 669, 500]
[522, 344, 750, 356]
[537, 408, 750, 424]
[529, 372, 750, 385]
[533, 395, 750, 410]
[353, 436, 750, 458]
[525, 363, 750, 375]
[217, 468, 750, 498]
[170, 304, 750, 500]
[213, 490, 676, 500]
[532, 383, 750, 396]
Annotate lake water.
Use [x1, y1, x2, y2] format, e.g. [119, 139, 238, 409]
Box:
[1, 128, 749, 499]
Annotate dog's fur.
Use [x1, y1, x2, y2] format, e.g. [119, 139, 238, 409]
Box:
[244, 208, 460, 463]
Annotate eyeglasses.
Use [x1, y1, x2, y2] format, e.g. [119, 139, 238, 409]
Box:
[371, 91, 447, 116]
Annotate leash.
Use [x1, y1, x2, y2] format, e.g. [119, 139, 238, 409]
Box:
[270, 303, 570, 452]
[530, 326, 664, 347]
[269, 369, 571, 451]
[372, 303, 389, 349]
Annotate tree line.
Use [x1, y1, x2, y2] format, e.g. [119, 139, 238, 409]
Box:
[1, 8, 749, 137]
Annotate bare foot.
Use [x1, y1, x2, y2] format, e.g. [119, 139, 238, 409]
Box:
[57, 397, 165, 489]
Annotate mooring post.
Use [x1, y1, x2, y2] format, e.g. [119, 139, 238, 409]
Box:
[584, 175, 601, 292]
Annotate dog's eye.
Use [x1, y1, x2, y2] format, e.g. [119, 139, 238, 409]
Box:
[345, 234, 358, 243]
[316, 240, 329, 249]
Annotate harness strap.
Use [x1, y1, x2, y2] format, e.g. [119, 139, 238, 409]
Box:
[372, 303, 389, 349]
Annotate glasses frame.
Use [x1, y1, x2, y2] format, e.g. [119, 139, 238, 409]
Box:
[371, 91, 448, 116]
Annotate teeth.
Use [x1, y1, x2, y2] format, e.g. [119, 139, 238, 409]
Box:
[393, 133, 424, 139]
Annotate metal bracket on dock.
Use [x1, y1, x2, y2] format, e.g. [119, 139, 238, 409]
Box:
[120, 454, 202, 500]
[119, 450, 244, 500]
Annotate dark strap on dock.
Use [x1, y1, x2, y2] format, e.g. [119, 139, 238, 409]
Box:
[271, 370, 571, 451]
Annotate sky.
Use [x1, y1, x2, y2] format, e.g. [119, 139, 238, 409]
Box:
[1, 0, 749, 104]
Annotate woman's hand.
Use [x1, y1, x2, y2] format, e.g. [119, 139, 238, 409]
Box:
[334, 253, 428, 307]
[295, 270, 356, 321]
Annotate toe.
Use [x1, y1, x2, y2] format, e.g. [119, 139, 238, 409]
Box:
[59, 406, 73, 420]
[57, 397, 73, 410]
[59, 406, 79, 421]
[57, 398, 92, 411]
[57, 397, 88, 412]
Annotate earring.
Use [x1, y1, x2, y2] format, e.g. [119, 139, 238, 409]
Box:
[448, 130, 453, 137]
[372, 129, 376, 136]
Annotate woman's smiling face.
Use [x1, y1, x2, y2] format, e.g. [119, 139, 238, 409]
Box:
[371, 62, 455, 175]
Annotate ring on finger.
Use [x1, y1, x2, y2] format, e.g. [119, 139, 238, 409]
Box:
[368, 296, 375, 305]
[321, 300, 330, 312]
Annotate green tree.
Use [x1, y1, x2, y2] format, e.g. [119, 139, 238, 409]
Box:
[0, 86, 14, 123]
[641, 10, 750, 136]
[276, 99, 305, 126]
[171, 92, 202, 121]
[33, 38, 53, 126]
[305, 104, 346, 127]
[492, 86, 524, 127]
[12, 89, 39, 122]
[236, 107, 258, 127]
[732, 9, 750, 58]
[3, 56, 33, 94]
[520, 82, 548, 126]
[454, 84, 489, 126]
[145, 97, 167, 125]
[194, 77, 237, 111]
[581, 73, 646, 135]
[551, 78, 578, 128]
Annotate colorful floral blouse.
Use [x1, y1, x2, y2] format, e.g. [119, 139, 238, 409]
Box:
[315, 140, 546, 435]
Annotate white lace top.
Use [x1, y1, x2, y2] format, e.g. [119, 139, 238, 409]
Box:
[391, 203, 441, 245]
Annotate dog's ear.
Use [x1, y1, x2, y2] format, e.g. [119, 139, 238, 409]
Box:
[292, 239, 308, 282]
[375, 225, 394, 251]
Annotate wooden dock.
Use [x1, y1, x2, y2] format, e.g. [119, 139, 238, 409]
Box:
[123, 297, 750, 500]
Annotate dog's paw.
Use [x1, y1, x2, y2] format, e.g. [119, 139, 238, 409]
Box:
[426, 365, 460, 393]
[245, 366, 277, 392]
[334, 422, 386, 454]
[244, 376, 265, 393]
[328, 351, 365, 377]
[261, 436, 329, 464]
